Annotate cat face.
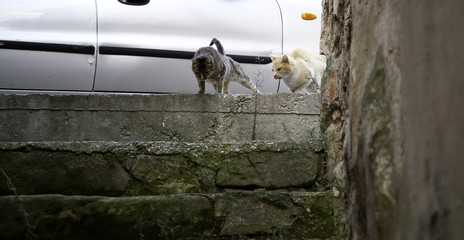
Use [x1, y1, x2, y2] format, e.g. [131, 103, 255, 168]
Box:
[270, 55, 292, 80]
[192, 56, 213, 80]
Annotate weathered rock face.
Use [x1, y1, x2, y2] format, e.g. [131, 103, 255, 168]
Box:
[0, 141, 323, 197]
[0, 192, 340, 240]
[321, 0, 464, 239]
[320, 0, 351, 184]
[398, 1, 464, 239]
[0, 139, 344, 239]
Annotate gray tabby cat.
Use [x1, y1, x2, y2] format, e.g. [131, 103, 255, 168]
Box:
[191, 38, 259, 94]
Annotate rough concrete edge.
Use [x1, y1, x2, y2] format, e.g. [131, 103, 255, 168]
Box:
[0, 140, 325, 155]
[0, 93, 320, 115]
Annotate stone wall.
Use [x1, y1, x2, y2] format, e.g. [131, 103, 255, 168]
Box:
[320, 0, 351, 186]
[321, 0, 464, 239]
[0, 192, 339, 240]
[0, 92, 344, 239]
[0, 141, 323, 196]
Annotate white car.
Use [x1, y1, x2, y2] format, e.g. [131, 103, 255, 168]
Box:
[0, 0, 322, 94]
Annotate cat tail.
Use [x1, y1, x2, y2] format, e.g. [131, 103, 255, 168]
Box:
[209, 38, 225, 55]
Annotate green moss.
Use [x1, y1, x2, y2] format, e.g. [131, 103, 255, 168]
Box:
[376, 190, 395, 212]
[0, 195, 215, 239]
[288, 192, 341, 238]
[362, 48, 396, 239]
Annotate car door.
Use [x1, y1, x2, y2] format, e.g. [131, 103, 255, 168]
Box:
[0, 0, 97, 91]
[94, 0, 282, 93]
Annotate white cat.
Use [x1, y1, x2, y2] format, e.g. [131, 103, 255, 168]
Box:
[270, 49, 326, 93]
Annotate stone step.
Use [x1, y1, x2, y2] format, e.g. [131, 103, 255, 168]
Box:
[0, 93, 320, 142]
[0, 191, 341, 240]
[0, 141, 324, 197]
[0, 92, 337, 239]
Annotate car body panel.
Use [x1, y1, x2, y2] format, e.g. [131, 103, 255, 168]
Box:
[0, 0, 322, 94]
[0, 49, 96, 90]
[95, 0, 282, 93]
[0, 0, 97, 91]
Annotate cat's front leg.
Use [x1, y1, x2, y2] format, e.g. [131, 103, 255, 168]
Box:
[198, 80, 205, 94]
[305, 78, 319, 93]
[223, 82, 230, 94]
[215, 82, 224, 94]
[292, 84, 306, 93]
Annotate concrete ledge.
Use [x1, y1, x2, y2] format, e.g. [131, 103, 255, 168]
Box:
[0, 93, 320, 114]
[0, 192, 338, 239]
[0, 141, 323, 196]
[0, 93, 320, 142]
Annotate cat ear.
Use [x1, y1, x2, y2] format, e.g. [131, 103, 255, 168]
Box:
[282, 55, 289, 63]
[270, 54, 278, 61]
